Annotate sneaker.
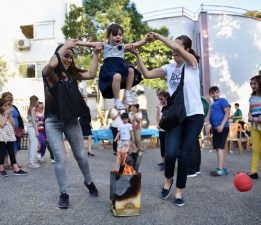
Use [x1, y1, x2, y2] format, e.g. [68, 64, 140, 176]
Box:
[174, 197, 185, 207]
[247, 172, 258, 179]
[210, 168, 227, 176]
[0, 170, 8, 177]
[37, 153, 42, 160]
[125, 94, 135, 105]
[114, 101, 126, 110]
[196, 171, 201, 175]
[187, 172, 197, 178]
[51, 159, 55, 163]
[157, 162, 164, 166]
[58, 192, 69, 209]
[28, 163, 41, 168]
[161, 179, 173, 199]
[84, 181, 99, 197]
[14, 170, 28, 176]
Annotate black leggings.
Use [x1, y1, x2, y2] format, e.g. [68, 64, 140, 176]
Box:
[0, 142, 17, 165]
[159, 131, 166, 158]
[110, 126, 118, 153]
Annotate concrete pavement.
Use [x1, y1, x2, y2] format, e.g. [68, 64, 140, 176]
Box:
[1, 145, 261, 225]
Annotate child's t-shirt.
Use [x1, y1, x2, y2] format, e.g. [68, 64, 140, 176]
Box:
[103, 43, 124, 59]
[129, 112, 142, 130]
[118, 123, 133, 141]
[249, 95, 261, 130]
[209, 98, 229, 129]
[0, 114, 16, 142]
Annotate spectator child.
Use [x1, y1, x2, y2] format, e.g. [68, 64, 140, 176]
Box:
[209, 86, 230, 176]
[247, 75, 261, 179]
[114, 113, 134, 173]
[129, 104, 143, 153]
[155, 91, 169, 171]
[0, 98, 28, 176]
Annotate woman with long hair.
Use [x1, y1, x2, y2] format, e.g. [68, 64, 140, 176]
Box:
[42, 39, 102, 208]
[131, 33, 204, 206]
[27, 95, 40, 168]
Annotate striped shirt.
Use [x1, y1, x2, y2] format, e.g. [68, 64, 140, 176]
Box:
[0, 114, 16, 142]
[249, 95, 261, 130]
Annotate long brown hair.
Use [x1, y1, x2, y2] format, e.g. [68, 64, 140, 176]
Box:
[28, 95, 38, 115]
[54, 44, 87, 80]
[250, 75, 261, 96]
[0, 98, 6, 115]
[176, 35, 200, 62]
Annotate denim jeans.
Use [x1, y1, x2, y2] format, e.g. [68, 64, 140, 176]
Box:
[45, 115, 92, 193]
[27, 124, 39, 164]
[165, 114, 204, 189]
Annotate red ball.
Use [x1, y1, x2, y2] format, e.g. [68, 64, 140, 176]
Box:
[233, 173, 253, 192]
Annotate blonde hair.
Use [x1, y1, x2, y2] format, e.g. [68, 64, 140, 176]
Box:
[28, 95, 38, 115]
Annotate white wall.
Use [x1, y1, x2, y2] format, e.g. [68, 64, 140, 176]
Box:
[147, 16, 195, 39]
[0, 0, 82, 120]
[0, 0, 82, 101]
[207, 14, 261, 119]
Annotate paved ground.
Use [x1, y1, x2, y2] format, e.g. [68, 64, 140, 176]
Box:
[1, 143, 261, 225]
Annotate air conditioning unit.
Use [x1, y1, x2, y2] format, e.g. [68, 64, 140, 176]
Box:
[16, 39, 30, 49]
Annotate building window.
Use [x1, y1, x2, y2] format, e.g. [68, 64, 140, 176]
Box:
[20, 21, 54, 39]
[18, 62, 46, 78]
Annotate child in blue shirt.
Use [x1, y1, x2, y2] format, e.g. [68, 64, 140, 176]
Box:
[209, 86, 230, 176]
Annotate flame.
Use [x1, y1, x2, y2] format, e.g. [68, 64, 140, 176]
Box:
[123, 163, 135, 175]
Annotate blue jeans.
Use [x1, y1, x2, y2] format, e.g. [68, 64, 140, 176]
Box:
[45, 115, 92, 193]
[165, 114, 204, 189]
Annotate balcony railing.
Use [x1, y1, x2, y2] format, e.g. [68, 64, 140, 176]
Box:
[142, 4, 251, 21]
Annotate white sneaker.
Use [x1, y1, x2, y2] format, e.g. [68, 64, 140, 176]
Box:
[125, 95, 135, 105]
[37, 153, 41, 160]
[38, 158, 45, 163]
[51, 159, 55, 163]
[28, 163, 41, 168]
[114, 101, 126, 110]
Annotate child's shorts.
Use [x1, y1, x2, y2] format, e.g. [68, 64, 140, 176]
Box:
[117, 140, 130, 153]
[212, 127, 229, 149]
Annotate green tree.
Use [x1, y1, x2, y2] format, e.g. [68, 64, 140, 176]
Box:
[62, 0, 171, 90]
[244, 10, 261, 18]
[0, 56, 11, 92]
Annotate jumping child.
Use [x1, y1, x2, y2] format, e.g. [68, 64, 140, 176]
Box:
[78, 23, 152, 109]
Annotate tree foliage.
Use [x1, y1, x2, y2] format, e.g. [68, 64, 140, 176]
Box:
[0, 56, 11, 92]
[244, 10, 261, 18]
[62, 0, 172, 90]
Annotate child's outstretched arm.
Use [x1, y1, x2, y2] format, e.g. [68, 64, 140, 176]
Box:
[77, 41, 104, 48]
[78, 43, 103, 80]
[129, 48, 165, 79]
[125, 33, 154, 51]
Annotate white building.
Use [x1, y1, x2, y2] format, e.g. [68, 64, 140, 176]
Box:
[0, 3, 260, 123]
[0, 0, 82, 117]
[145, 6, 261, 120]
